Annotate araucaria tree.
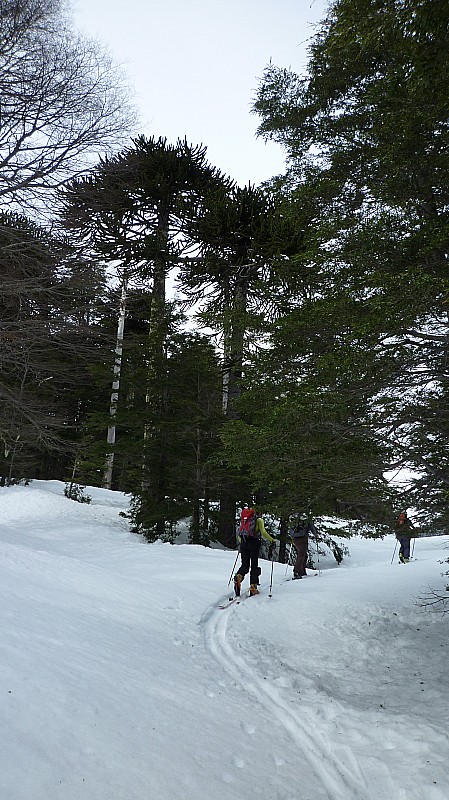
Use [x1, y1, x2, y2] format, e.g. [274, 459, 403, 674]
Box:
[63, 136, 228, 537]
[180, 183, 305, 545]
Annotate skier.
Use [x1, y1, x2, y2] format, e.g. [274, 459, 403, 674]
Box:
[395, 510, 414, 563]
[289, 515, 318, 579]
[234, 506, 276, 597]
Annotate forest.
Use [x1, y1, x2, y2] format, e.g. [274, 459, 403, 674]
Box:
[1, 0, 448, 551]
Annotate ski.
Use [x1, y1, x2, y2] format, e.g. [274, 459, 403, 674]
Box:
[218, 596, 240, 609]
[283, 573, 319, 583]
[218, 589, 260, 608]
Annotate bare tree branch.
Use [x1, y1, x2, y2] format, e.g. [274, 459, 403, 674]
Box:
[0, 0, 136, 213]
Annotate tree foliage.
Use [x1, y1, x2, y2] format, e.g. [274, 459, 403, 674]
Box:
[62, 136, 229, 536]
[253, 0, 449, 526]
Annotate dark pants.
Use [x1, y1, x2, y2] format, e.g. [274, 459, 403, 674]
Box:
[397, 535, 411, 560]
[292, 536, 308, 576]
[236, 537, 261, 584]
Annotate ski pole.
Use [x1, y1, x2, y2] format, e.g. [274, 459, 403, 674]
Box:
[227, 551, 239, 586]
[411, 537, 416, 558]
[268, 555, 274, 598]
[316, 537, 321, 576]
[390, 540, 398, 565]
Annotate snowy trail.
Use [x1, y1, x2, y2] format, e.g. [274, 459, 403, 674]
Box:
[203, 598, 366, 800]
[203, 564, 449, 800]
[2, 483, 449, 800]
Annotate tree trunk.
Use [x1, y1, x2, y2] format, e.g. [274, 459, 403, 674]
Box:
[218, 491, 238, 549]
[203, 488, 210, 535]
[279, 517, 289, 564]
[103, 273, 128, 489]
[219, 275, 249, 547]
[143, 208, 170, 538]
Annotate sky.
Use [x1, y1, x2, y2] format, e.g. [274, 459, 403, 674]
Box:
[72, 0, 329, 187]
[1, 479, 448, 800]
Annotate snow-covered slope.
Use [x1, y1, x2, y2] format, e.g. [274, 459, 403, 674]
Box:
[1, 481, 448, 800]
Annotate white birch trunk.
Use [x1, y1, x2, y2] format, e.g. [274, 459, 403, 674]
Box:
[102, 275, 128, 490]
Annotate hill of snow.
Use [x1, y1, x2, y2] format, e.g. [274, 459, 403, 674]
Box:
[0, 480, 448, 800]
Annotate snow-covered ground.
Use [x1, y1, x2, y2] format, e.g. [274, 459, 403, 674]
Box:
[0, 480, 448, 800]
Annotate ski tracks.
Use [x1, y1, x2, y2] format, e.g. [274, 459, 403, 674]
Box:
[203, 602, 367, 800]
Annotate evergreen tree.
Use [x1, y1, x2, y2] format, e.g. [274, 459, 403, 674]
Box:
[254, 0, 449, 522]
[181, 183, 305, 545]
[129, 333, 223, 543]
[63, 136, 228, 535]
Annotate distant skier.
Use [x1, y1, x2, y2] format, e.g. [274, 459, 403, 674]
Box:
[288, 515, 318, 579]
[395, 510, 414, 563]
[234, 506, 276, 597]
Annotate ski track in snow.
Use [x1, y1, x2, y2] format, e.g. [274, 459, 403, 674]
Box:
[203, 599, 365, 800]
[202, 578, 449, 800]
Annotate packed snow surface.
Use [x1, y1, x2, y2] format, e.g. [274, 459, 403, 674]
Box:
[0, 480, 448, 800]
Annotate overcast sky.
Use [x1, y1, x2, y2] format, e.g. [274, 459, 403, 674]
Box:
[72, 0, 329, 187]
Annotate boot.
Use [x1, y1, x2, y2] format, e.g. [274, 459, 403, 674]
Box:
[234, 574, 243, 597]
[250, 583, 260, 596]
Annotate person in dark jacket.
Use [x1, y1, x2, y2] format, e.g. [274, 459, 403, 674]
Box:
[288, 516, 318, 579]
[395, 511, 414, 563]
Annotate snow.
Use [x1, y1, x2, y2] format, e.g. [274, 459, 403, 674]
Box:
[1, 480, 448, 800]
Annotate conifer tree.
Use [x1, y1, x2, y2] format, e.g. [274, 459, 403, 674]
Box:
[180, 183, 304, 545]
[253, 0, 449, 523]
[63, 136, 228, 535]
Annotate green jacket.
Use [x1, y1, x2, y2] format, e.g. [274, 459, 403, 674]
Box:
[255, 517, 276, 543]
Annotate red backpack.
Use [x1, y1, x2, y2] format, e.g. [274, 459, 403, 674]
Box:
[239, 507, 257, 538]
